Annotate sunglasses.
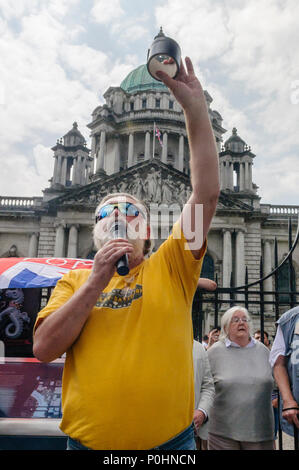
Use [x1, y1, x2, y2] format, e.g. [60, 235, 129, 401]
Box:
[95, 202, 145, 223]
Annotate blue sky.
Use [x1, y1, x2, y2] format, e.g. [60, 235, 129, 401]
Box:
[0, 0, 299, 205]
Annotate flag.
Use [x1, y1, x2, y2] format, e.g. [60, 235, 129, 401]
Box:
[155, 125, 163, 146]
[0, 257, 93, 289]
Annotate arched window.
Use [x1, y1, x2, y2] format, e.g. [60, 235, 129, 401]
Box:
[201, 254, 214, 280]
[277, 261, 296, 304]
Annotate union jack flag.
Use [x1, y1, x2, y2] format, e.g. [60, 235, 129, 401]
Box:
[0, 258, 93, 289]
[155, 126, 163, 146]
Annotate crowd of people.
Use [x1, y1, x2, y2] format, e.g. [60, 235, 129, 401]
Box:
[32, 56, 298, 451]
[194, 300, 299, 451]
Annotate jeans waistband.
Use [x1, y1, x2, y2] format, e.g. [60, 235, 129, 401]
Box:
[151, 424, 195, 450]
[67, 424, 195, 451]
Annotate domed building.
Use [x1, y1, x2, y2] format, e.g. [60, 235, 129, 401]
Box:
[0, 63, 298, 335]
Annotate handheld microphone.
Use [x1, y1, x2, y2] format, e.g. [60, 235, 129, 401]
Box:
[110, 220, 130, 276]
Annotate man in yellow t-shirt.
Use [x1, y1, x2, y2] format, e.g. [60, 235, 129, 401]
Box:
[33, 57, 220, 450]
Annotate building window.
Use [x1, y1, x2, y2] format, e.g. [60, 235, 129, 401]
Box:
[277, 261, 296, 304]
[169, 100, 174, 109]
[142, 98, 147, 109]
[130, 101, 134, 111]
[201, 254, 215, 280]
[156, 99, 160, 108]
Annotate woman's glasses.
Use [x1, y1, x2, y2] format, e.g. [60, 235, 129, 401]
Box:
[231, 317, 249, 324]
[95, 202, 145, 223]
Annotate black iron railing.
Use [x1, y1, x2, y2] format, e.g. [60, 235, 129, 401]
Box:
[192, 216, 299, 450]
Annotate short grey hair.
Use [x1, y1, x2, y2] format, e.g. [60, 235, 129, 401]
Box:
[219, 306, 252, 342]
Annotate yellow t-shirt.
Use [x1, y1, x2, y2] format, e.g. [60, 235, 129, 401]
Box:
[34, 221, 206, 450]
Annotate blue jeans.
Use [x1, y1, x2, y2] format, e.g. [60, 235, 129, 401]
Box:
[67, 424, 196, 450]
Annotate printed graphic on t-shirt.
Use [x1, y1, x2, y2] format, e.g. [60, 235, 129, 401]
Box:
[95, 284, 143, 309]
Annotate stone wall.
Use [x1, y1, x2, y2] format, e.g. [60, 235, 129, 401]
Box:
[37, 216, 56, 257]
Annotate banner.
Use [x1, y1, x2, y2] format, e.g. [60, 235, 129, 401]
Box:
[0, 257, 93, 357]
[0, 257, 93, 289]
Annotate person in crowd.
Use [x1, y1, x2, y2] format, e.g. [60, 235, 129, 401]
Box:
[193, 278, 216, 450]
[33, 57, 220, 450]
[269, 306, 299, 437]
[202, 334, 209, 349]
[207, 306, 275, 450]
[193, 339, 215, 450]
[254, 329, 279, 446]
[254, 329, 271, 348]
[206, 326, 221, 350]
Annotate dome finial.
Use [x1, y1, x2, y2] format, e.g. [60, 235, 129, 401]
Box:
[232, 127, 237, 135]
[154, 26, 165, 39]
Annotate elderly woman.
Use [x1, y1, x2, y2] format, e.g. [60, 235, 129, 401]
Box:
[207, 306, 274, 450]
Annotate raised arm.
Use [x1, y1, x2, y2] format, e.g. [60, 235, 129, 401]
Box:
[157, 58, 220, 258]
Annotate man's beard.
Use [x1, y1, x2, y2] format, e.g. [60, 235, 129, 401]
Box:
[93, 221, 146, 259]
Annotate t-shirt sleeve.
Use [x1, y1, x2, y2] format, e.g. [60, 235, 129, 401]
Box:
[152, 220, 207, 301]
[33, 271, 76, 334]
[269, 325, 286, 368]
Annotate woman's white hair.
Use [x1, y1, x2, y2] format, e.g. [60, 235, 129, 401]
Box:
[219, 306, 252, 342]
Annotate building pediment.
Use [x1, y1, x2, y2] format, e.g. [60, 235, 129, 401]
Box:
[46, 160, 254, 214]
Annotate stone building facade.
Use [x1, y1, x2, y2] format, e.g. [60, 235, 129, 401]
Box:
[0, 64, 298, 334]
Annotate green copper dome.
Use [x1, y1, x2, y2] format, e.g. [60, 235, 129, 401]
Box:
[120, 64, 167, 94]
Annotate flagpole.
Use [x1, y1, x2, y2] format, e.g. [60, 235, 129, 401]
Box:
[153, 122, 155, 159]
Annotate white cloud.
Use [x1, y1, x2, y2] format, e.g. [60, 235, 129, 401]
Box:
[254, 154, 299, 205]
[0, 1, 140, 197]
[91, 0, 124, 24]
[155, 0, 299, 205]
[0, 152, 44, 197]
[0, 0, 298, 206]
[0, 0, 79, 20]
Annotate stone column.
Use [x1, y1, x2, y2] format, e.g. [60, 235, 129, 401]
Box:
[225, 161, 232, 190]
[54, 223, 66, 257]
[112, 134, 120, 172]
[72, 157, 78, 185]
[248, 162, 253, 191]
[128, 133, 134, 167]
[75, 157, 81, 185]
[178, 134, 184, 172]
[55, 155, 62, 185]
[161, 132, 168, 163]
[235, 229, 245, 298]
[52, 156, 58, 185]
[263, 239, 273, 311]
[82, 158, 88, 185]
[239, 162, 245, 191]
[245, 161, 250, 190]
[67, 225, 79, 258]
[145, 131, 151, 160]
[96, 130, 106, 172]
[28, 232, 39, 257]
[220, 161, 226, 189]
[60, 156, 67, 186]
[80, 157, 86, 185]
[229, 162, 234, 190]
[222, 229, 232, 301]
